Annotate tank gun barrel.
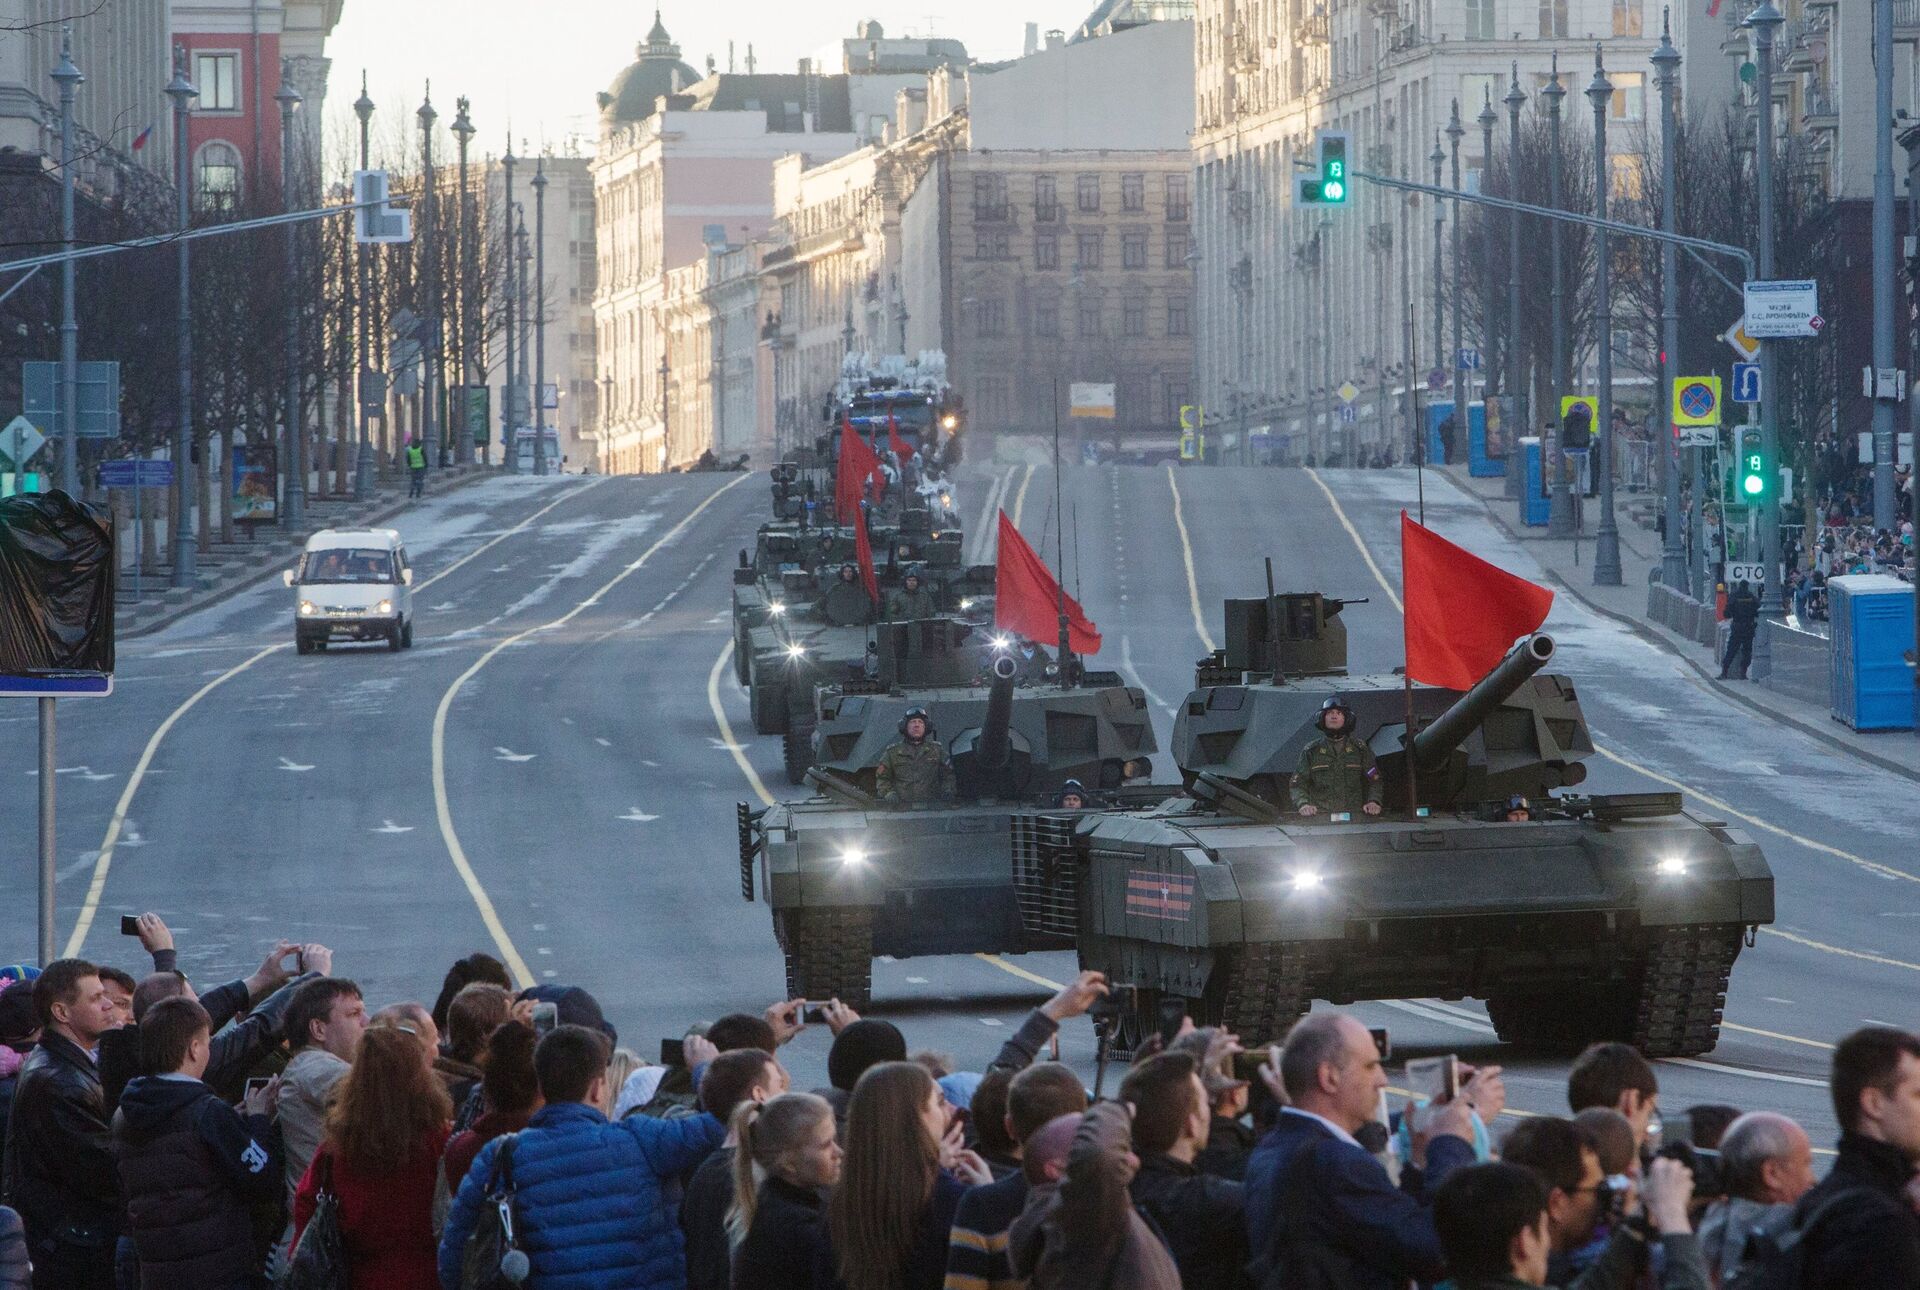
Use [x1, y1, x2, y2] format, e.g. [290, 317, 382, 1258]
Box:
[1411, 634, 1556, 770]
[978, 654, 1017, 769]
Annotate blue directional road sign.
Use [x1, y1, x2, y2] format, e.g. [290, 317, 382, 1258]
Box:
[97, 459, 174, 489]
[1731, 362, 1762, 405]
[0, 673, 111, 697]
[1457, 347, 1482, 372]
[1338, 405, 1357, 424]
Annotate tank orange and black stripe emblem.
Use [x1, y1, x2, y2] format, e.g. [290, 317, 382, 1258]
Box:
[1126, 870, 1194, 920]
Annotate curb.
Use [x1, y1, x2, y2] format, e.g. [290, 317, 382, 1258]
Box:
[121, 467, 495, 640]
[1457, 472, 1920, 787]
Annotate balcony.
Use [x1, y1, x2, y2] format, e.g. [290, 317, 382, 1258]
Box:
[1034, 203, 1060, 223]
[1294, 5, 1329, 45]
[972, 203, 1010, 223]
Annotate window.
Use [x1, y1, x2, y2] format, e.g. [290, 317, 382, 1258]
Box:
[194, 52, 239, 112]
[1034, 299, 1060, 337]
[1165, 228, 1190, 269]
[1122, 233, 1147, 270]
[975, 228, 1009, 259]
[1034, 174, 1058, 221]
[1162, 378, 1191, 425]
[1121, 173, 1145, 211]
[1166, 174, 1189, 221]
[975, 298, 1006, 337]
[1077, 173, 1101, 212]
[1609, 71, 1645, 122]
[1612, 0, 1643, 36]
[1464, 0, 1494, 39]
[1077, 297, 1102, 339]
[1035, 233, 1060, 270]
[972, 173, 1008, 221]
[195, 142, 241, 211]
[1076, 231, 1102, 270]
[1123, 298, 1146, 337]
[1538, 0, 1567, 37]
[1166, 299, 1190, 336]
[976, 376, 1011, 425]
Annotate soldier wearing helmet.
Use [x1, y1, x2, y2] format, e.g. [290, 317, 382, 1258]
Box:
[884, 565, 938, 622]
[1292, 695, 1382, 818]
[1054, 779, 1089, 810]
[875, 705, 955, 805]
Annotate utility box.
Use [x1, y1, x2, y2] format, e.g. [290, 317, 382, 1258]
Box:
[1517, 437, 1550, 527]
[1828, 574, 1915, 732]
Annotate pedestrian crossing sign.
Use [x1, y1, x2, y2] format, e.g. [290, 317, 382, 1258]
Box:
[1671, 376, 1722, 428]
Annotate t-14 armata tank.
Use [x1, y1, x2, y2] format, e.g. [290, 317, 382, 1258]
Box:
[1007, 591, 1775, 1058]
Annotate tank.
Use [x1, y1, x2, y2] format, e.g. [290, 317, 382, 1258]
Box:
[1006, 598, 1775, 1059]
[737, 643, 1161, 1007]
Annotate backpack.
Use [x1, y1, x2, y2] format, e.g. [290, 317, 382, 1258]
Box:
[1723, 1186, 1874, 1290]
[280, 1153, 347, 1290]
[460, 1133, 528, 1290]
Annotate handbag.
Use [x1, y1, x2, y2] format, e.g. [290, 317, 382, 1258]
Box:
[280, 1152, 348, 1290]
[460, 1133, 528, 1290]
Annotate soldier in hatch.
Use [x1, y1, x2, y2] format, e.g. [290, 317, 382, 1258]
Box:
[875, 706, 955, 805]
[1292, 696, 1383, 818]
[885, 565, 938, 622]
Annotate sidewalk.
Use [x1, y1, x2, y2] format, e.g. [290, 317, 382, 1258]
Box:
[1443, 466, 1920, 785]
[116, 464, 493, 639]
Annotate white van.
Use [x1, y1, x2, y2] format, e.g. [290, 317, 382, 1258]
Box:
[285, 528, 415, 653]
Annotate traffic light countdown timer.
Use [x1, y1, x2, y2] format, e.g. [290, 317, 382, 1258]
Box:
[1297, 131, 1351, 207]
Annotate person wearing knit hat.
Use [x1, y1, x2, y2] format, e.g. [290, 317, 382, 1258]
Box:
[1168, 1026, 1258, 1181]
[828, 1018, 907, 1092]
[0, 981, 40, 1175]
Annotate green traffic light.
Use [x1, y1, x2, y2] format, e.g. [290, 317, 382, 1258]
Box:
[1742, 474, 1764, 496]
[1324, 181, 1345, 201]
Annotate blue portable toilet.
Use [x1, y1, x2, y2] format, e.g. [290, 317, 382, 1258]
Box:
[1517, 437, 1550, 526]
[1828, 574, 1915, 731]
[1425, 401, 1484, 466]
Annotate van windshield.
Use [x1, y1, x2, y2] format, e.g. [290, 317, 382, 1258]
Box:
[299, 548, 396, 584]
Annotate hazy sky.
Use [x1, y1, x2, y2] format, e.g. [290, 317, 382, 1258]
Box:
[323, 0, 1100, 162]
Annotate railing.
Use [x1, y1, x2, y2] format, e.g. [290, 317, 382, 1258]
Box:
[1034, 203, 1060, 223]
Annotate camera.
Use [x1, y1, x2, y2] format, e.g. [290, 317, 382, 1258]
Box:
[1654, 1112, 1727, 1198]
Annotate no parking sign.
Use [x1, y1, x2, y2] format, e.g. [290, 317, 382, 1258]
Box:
[1672, 376, 1722, 428]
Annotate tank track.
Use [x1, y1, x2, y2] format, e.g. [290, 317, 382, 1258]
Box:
[778, 907, 873, 1010]
[750, 678, 789, 735]
[1219, 942, 1311, 1048]
[1628, 924, 1741, 1057]
[733, 619, 753, 686]
[783, 720, 815, 785]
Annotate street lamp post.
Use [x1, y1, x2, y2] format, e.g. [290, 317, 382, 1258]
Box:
[276, 61, 305, 531]
[1871, 0, 1899, 532]
[1447, 102, 1465, 470]
[532, 159, 549, 476]
[502, 142, 518, 473]
[1746, 1, 1786, 667]
[1505, 65, 1528, 493]
[1478, 90, 1500, 488]
[451, 99, 475, 467]
[52, 30, 81, 496]
[1588, 49, 1623, 586]
[1430, 134, 1444, 462]
[166, 47, 197, 587]
[352, 74, 375, 499]
[1654, 13, 1688, 589]
[417, 89, 441, 467]
[516, 208, 531, 472]
[1544, 56, 1574, 537]
[1320, 216, 1334, 464]
[659, 349, 670, 473]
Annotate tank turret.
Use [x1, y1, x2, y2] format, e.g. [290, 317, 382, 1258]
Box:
[949, 656, 1023, 797]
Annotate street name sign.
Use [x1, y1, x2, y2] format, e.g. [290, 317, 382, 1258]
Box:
[97, 459, 174, 489]
[1742, 280, 1819, 338]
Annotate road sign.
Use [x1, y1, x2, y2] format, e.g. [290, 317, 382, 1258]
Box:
[1743, 279, 1820, 338]
[1427, 367, 1447, 391]
[1731, 362, 1762, 404]
[1336, 381, 1359, 405]
[1179, 404, 1204, 431]
[1069, 382, 1116, 418]
[1338, 405, 1357, 424]
[1560, 395, 1598, 424]
[352, 169, 413, 244]
[1677, 426, 1718, 447]
[1721, 320, 1761, 361]
[22, 361, 121, 438]
[1672, 376, 1722, 427]
[1726, 562, 1766, 587]
[97, 459, 174, 489]
[0, 416, 46, 468]
[540, 383, 559, 411]
[0, 673, 111, 697]
[1457, 347, 1482, 372]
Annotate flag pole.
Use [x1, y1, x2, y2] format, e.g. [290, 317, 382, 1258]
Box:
[1400, 512, 1420, 817]
[1052, 376, 1072, 685]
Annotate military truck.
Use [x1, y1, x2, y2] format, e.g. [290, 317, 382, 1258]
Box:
[737, 647, 1161, 1007]
[1007, 593, 1775, 1058]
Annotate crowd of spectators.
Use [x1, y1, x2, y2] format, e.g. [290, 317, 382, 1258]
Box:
[1, 920, 1918, 1290]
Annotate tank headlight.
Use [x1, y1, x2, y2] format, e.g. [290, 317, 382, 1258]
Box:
[839, 847, 867, 867]
[1290, 869, 1325, 893]
[959, 597, 975, 611]
[991, 634, 1011, 651]
[941, 414, 958, 429]
[299, 601, 317, 616]
[375, 599, 393, 615]
[769, 601, 786, 616]
[939, 492, 952, 507]
[786, 643, 807, 660]
[1656, 856, 1688, 876]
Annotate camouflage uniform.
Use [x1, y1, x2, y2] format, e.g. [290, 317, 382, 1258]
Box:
[875, 737, 955, 804]
[1291, 734, 1382, 814]
[884, 585, 938, 621]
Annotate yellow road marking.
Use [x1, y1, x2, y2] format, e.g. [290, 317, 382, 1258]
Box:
[973, 953, 1063, 989]
[709, 641, 776, 809]
[1011, 464, 1036, 528]
[64, 479, 600, 957]
[1303, 468, 1404, 613]
[433, 474, 749, 986]
[1165, 466, 1217, 652]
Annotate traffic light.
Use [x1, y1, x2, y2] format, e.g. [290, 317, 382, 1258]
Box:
[1734, 426, 1768, 500]
[1296, 131, 1351, 206]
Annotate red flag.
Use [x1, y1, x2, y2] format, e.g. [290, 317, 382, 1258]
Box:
[1401, 512, 1553, 689]
[853, 503, 879, 603]
[886, 410, 913, 466]
[835, 418, 884, 523]
[994, 510, 1101, 654]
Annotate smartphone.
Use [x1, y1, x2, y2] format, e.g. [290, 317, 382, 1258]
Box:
[243, 1076, 271, 1099]
[1659, 1111, 1692, 1149]
[1406, 1055, 1461, 1104]
[1156, 997, 1188, 1048]
[660, 1037, 686, 1068]
[120, 915, 140, 936]
[1368, 1027, 1392, 1062]
[530, 1002, 558, 1037]
[802, 1002, 828, 1025]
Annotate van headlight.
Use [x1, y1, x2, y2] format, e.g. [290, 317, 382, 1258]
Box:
[299, 601, 317, 617]
[375, 599, 393, 615]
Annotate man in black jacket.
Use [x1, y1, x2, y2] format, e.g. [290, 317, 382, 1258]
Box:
[1797, 1026, 1920, 1290]
[1718, 581, 1761, 680]
[111, 997, 281, 1290]
[0, 958, 123, 1289]
[1120, 1051, 1250, 1288]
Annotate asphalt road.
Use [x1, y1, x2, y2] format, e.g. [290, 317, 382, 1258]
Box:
[6, 461, 1914, 1148]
